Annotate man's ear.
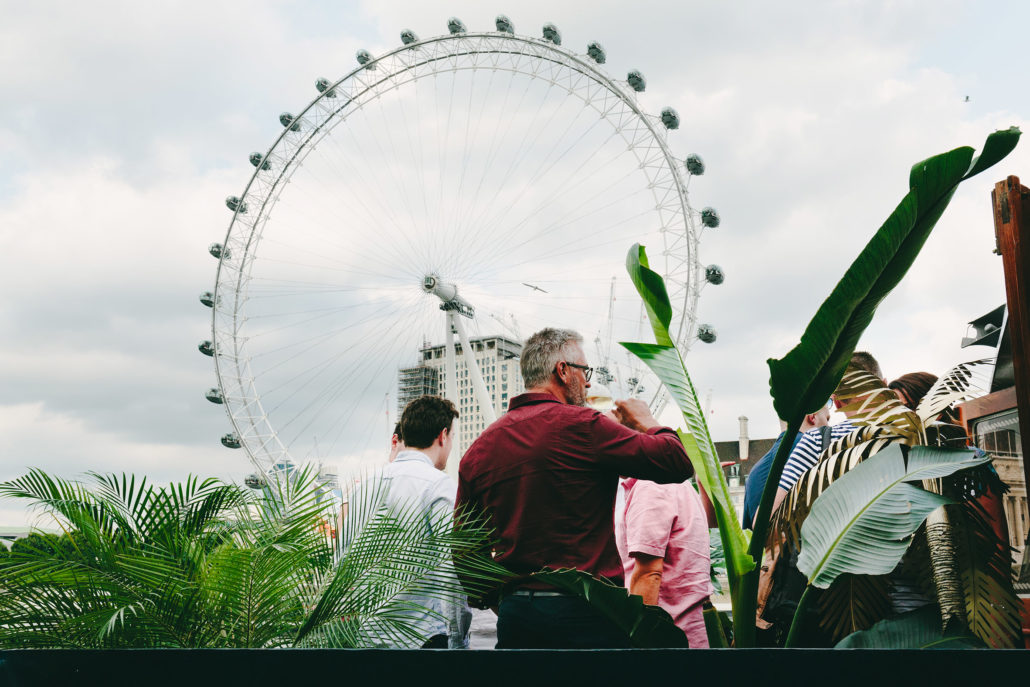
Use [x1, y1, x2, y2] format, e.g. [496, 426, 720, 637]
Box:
[803, 413, 817, 426]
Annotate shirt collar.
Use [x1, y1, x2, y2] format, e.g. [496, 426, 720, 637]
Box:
[393, 449, 435, 467]
[508, 391, 562, 410]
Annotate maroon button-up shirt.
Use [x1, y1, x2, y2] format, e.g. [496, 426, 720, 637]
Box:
[456, 392, 693, 586]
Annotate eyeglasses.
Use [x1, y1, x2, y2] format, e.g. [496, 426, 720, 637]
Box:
[559, 361, 593, 382]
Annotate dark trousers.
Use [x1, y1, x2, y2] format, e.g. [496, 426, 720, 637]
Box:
[420, 634, 448, 649]
[496, 593, 632, 649]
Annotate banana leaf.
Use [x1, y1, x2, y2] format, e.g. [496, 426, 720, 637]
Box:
[741, 127, 1020, 644]
[620, 244, 754, 635]
[950, 500, 1022, 648]
[768, 128, 1019, 426]
[835, 605, 984, 648]
[818, 573, 891, 643]
[798, 445, 990, 588]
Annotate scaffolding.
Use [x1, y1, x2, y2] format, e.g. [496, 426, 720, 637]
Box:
[397, 364, 439, 416]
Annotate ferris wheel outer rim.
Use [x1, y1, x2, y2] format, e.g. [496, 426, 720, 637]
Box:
[210, 28, 705, 473]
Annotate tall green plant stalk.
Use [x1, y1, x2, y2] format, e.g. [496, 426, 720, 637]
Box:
[620, 244, 755, 640]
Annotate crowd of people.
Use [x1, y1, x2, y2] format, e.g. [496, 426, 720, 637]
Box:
[345, 326, 943, 650]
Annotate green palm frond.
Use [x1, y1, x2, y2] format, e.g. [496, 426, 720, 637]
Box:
[818, 573, 891, 642]
[297, 473, 506, 648]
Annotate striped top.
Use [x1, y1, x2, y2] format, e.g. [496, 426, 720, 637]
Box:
[777, 421, 855, 492]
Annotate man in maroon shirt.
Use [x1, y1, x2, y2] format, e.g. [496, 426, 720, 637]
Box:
[456, 327, 693, 648]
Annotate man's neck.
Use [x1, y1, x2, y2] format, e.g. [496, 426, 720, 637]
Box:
[526, 383, 565, 403]
[398, 446, 446, 472]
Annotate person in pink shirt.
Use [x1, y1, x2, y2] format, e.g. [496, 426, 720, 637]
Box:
[615, 477, 713, 647]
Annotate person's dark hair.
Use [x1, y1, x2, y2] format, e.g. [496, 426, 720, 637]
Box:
[888, 372, 938, 410]
[392, 422, 403, 443]
[399, 396, 458, 449]
[849, 351, 883, 380]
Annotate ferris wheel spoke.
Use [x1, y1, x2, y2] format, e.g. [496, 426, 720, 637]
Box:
[317, 106, 430, 272]
[445, 64, 534, 273]
[273, 308, 423, 447]
[256, 311, 416, 408]
[450, 71, 534, 245]
[261, 296, 421, 417]
[461, 120, 622, 268]
[441, 78, 564, 269]
[458, 94, 600, 258]
[463, 148, 643, 277]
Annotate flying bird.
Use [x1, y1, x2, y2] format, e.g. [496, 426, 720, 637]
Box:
[522, 282, 549, 293]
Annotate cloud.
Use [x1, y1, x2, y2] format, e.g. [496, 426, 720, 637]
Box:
[1, 0, 1029, 527]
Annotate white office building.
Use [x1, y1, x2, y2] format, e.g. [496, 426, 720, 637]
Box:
[397, 335, 523, 474]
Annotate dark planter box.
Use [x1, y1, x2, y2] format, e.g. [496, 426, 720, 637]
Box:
[1, 648, 1026, 686]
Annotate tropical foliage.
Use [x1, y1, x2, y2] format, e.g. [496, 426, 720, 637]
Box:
[619, 127, 1020, 648]
[760, 364, 1022, 648]
[0, 467, 502, 648]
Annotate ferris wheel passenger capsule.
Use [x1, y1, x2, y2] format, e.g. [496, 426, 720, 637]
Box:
[198, 340, 215, 357]
[244, 473, 266, 489]
[279, 112, 301, 132]
[542, 23, 561, 45]
[205, 388, 224, 404]
[496, 15, 514, 33]
[701, 207, 720, 228]
[705, 264, 725, 285]
[356, 49, 374, 68]
[199, 291, 215, 308]
[660, 107, 680, 130]
[587, 42, 606, 64]
[209, 243, 230, 260]
[249, 152, 270, 171]
[400, 29, 418, 45]
[225, 196, 247, 213]
[221, 432, 241, 449]
[448, 17, 466, 34]
[685, 153, 705, 175]
[315, 78, 336, 98]
[697, 324, 717, 344]
[627, 70, 646, 92]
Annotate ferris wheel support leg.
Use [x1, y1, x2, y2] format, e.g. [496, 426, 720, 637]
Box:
[445, 313, 458, 404]
[452, 315, 498, 425]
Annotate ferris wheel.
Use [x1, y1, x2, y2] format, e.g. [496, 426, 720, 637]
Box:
[198, 16, 724, 478]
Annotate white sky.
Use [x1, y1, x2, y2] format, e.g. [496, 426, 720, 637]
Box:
[2, 0, 1028, 527]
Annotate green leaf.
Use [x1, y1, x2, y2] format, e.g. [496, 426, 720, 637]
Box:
[950, 501, 1023, 648]
[798, 445, 989, 588]
[836, 605, 985, 649]
[625, 243, 673, 346]
[619, 244, 755, 639]
[703, 603, 731, 648]
[767, 128, 1019, 424]
[531, 569, 689, 648]
[962, 126, 1021, 180]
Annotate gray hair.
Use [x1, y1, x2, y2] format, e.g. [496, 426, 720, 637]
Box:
[521, 328, 583, 388]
